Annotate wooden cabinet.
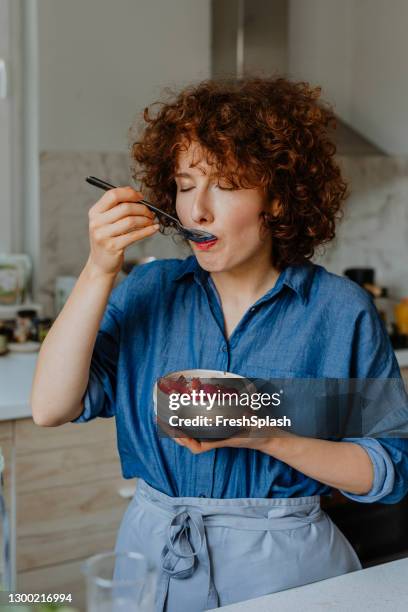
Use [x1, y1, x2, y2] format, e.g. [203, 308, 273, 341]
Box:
[0, 421, 13, 588]
[13, 418, 135, 611]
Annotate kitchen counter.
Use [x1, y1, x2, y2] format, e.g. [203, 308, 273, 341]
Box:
[1, 349, 408, 421]
[0, 352, 38, 420]
[211, 557, 408, 611]
[396, 348, 408, 367]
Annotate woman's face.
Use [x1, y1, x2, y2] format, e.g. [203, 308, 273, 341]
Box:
[174, 142, 273, 274]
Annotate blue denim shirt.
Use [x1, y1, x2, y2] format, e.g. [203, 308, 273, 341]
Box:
[73, 256, 408, 503]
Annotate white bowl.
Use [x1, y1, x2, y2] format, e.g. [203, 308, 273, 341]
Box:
[153, 369, 255, 440]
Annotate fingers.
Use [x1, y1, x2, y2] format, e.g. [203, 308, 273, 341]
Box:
[197, 439, 228, 451]
[109, 224, 160, 250]
[174, 436, 225, 454]
[96, 215, 157, 239]
[93, 187, 146, 213]
[174, 437, 202, 453]
[100, 201, 156, 225]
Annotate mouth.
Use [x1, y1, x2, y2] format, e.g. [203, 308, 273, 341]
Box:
[193, 238, 218, 251]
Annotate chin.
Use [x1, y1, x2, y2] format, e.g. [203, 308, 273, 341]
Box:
[195, 254, 235, 274]
[196, 260, 224, 272]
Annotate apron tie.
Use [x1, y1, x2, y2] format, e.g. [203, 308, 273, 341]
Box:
[156, 508, 220, 611]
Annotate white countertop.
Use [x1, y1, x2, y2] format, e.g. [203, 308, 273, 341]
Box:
[0, 350, 407, 421]
[396, 348, 408, 367]
[211, 557, 408, 611]
[0, 352, 38, 420]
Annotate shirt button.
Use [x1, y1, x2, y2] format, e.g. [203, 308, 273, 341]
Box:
[221, 345, 227, 352]
[250, 306, 256, 312]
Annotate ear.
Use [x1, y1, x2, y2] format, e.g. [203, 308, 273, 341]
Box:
[269, 197, 282, 217]
[261, 198, 282, 224]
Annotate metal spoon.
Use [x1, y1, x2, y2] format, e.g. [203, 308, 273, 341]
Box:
[85, 176, 217, 243]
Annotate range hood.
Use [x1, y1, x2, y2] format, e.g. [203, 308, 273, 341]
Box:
[211, 0, 385, 156]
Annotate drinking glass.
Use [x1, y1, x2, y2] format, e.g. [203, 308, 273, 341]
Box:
[82, 551, 156, 612]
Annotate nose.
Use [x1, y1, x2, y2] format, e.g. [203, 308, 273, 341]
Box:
[190, 188, 214, 227]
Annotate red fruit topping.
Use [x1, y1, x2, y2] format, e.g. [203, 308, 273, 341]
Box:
[191, 378, 202, 392]
[201, 383, 219, 395]
[158, 378, 175, 394]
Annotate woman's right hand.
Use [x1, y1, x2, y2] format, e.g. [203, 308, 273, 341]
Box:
[87, 186, 160, 276]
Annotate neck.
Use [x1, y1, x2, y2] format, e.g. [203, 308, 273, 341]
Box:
[209, 248, 281, 305]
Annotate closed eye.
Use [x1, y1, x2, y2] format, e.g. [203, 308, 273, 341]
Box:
[178, 185, 236, 192]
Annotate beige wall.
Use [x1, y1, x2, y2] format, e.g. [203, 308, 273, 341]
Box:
[38, 0, 211, 152]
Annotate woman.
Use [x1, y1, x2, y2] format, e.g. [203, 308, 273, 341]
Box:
[31, 77, 408, 611]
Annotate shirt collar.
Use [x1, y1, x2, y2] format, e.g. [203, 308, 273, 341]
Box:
[173, 255, 315, 305]
[280, 261, 316, 304]
[173, 255, 201, 282]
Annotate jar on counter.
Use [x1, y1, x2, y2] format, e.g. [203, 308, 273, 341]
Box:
[395, 298, 408, 335]
[14, 309, 37, 343]
[33, 317, 53, 343]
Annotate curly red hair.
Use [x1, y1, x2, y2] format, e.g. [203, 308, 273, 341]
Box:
[130, 76, 348, 268]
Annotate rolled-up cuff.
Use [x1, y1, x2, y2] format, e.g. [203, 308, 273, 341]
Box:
[339, 438, 395, 503]
[71, 369, 106, 423]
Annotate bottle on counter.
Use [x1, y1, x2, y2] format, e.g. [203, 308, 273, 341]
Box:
[372, 287, 395, 334]
[395, 298, 408, 335]
[14, 309, 37, 343]
[33, 317, 53, 343]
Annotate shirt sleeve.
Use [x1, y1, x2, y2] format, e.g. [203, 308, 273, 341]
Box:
[71, 275, 128, 423]
[339, 297, 408, 504]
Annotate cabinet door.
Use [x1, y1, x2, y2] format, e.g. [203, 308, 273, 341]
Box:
[18, 558, 85, 611]
[16, 418, 134, 575]
[0, 421, 13, 587]
[0, 421, 12, 505]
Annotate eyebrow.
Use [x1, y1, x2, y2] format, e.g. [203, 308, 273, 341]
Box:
[174, 172, 194, 178]
[174, 167, 209, 179]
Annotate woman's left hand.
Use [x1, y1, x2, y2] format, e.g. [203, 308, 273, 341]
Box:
[173, 432, 266, 453]
[156, 416, 295, 455]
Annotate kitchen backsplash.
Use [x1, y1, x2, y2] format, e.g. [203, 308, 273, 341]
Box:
[38, 152, 408, 317]
[39, 151, 189, 316]
[315, 156, 408, 301]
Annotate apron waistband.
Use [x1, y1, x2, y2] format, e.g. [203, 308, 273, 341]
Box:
[135, 480, 324, 611]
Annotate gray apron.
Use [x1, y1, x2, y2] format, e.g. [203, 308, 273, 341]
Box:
[115, 479, 362, 612]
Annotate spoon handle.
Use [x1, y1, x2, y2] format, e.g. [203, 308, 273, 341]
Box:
[85, 176, 180, 228]
[85, 176, 116, 191]
[138, 200, 179, 226]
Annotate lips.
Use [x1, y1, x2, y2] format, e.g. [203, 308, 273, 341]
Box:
[194, 239, 218, 251]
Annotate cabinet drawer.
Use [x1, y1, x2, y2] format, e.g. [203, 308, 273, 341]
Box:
[0, 420, 13, 441]
[16, 441, 122, 493]
[18, 557, 86, 611]
[15, 417, 116, 455]
[17, 478, 131, 571]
